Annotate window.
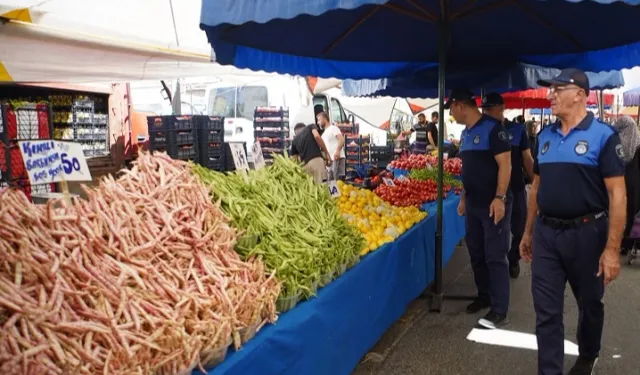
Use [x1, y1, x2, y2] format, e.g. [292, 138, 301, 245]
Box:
[208, 87, 236, 118]
[313, 96, 328, 120]
[237, 86, 268, 120]
[330, 98, 346, 124]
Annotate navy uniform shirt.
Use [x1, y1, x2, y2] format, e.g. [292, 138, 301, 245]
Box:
[460, 115, 512, 208]
[505, 120, 530, 192]
[534, 112, 625, 219]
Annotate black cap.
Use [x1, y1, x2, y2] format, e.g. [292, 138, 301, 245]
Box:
[444, 89, 475, 109]
[480, 92, 505, 108]
[537, 68, 590, 96]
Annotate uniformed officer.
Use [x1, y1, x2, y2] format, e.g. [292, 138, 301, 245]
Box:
[481, 93, 535, 278]
[520, 69, 626, 375]
[446, 89, 513, 329]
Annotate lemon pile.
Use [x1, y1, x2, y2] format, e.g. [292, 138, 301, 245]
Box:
[336, 181, 427, 256]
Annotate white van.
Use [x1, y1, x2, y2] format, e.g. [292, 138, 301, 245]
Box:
[204, 76, 351, 159]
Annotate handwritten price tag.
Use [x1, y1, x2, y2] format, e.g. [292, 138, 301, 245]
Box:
[229, 142, 249, 171]
[383, 178, 396, 187]
[18, 140, 91, 185]
[327, 180, 341, 198]
[396, 174, 409, 182]
[251, 141, 266, 170]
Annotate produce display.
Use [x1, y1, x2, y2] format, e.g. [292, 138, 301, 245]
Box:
[336, 181, 427, 254]
[389, 154, 437, 170]
[0, 153, 280, 375]
[444, 157, 462, 176]
[193, 155, 365, 304]
[374, 178, 444, 207]
[409, 168, 462, 194]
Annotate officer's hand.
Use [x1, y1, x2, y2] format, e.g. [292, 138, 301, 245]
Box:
[597, 249, 621, 286]
[520, 233, 533, 263]
[457, 200, 465, 216]
[489, 199, 505, 225]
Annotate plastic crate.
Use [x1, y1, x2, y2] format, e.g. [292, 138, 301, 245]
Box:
[147, 115, 193, 132]
[174, 145, 198, 161]
[254, 129, 289, 138]
[254, 107, 289, 119]
[193, 115, 224, 131]
[149, 129, 197, 153]
[198, 154, 224, 171]
[223, 142, 247, 172]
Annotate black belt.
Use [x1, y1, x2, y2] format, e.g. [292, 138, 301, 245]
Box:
[539, 211, 606, 230]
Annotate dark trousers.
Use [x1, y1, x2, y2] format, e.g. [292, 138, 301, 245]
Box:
[508, 189, 528, 264]
[465, 202, 512, 315]
[532, 217, 607, 375]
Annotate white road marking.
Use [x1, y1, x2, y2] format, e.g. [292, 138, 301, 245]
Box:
[466, 328, 579, 356]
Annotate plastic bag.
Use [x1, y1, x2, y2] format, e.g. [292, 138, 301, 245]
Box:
[629, 211, 640, 239]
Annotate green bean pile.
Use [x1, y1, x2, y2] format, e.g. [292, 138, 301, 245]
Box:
[193, 155, 365, 298]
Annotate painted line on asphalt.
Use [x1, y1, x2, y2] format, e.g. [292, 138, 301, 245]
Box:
[466, 328, 579, 355]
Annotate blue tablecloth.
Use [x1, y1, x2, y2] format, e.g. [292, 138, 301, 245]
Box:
[200, 194, 465, 375]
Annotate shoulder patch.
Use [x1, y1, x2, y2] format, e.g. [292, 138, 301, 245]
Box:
[616, 144, 625, 159]
[473, 135, 480, 144]
[574, 140, 589, 156]
[498, 130, 508, 141]
[541, 141, 550, 155]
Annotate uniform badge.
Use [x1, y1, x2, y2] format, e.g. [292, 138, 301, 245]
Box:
[473, 135, 480, 144]
[574, 140, 588, 156]
[508, 133, 514, 141]
[615, 144, 625, 159]
[498, 130, 508, 141]
[541, 141, 550, 155]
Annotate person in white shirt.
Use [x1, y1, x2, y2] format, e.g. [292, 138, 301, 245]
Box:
[319, 112, 346, 180]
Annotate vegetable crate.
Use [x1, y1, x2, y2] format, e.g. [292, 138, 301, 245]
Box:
[0, 103, 55, 200]
[147, 116, 199, 162]
[254, 107, 290, 164]
[369, 145, 394, 169]
[195, 116, 224, 169]
[345, 135, 370, 170]
[71, 100, 108, 157]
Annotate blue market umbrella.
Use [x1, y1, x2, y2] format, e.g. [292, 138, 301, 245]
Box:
[200, 0, 640, 310]
[342, 63, 624, 98]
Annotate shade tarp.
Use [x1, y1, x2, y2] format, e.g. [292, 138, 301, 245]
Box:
[623, 87, 640, 106]
[200, 0, 640, 79]
[340, 97, 398, 129]
[341, 63, 623, 100]
[0, 0, 215, 82]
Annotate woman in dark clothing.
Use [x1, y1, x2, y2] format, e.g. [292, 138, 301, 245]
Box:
[613, 115, 640, 254]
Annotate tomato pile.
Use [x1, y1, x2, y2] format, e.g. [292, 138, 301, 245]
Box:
[444, 158, 462, 176]
[374, 178, 449, 207]
[389, 154, 437, 170]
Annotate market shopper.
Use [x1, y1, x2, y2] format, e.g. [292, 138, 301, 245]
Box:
[318, 112, 346, 181]
[402, 113, 429, 154]
[447, 88, 512, 329]
[613, 115, 640, 255]
[291, 121, 332, 184]
[520, 69, 626, 375]
[481, 93, 535, 279]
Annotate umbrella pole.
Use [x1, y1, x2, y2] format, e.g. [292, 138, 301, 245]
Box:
[427, 18, 477, 313]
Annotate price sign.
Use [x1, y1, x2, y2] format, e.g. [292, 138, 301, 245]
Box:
[383, 178, 396, 187]
[396, 174, 409, 182]
[251, 141, 266, 170]
[18, 140, 91, 185]
[229, 142, 249, 171]
[426, 164, 434, 170]
[327, 180, 341, 198]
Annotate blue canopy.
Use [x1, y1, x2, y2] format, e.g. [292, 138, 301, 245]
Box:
[342, 63, 624, 98]
[623, 87, 640, 106]
[201, 0, 640, 79]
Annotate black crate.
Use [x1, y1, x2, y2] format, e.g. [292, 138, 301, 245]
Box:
[193, 115, 224, 131]
[223, 142, 247, 172]
[198, 129, 224, 147]
[254, 107, 289, 119]
[370, 145, 393, 157]
[199, 154, 224, 171]
[254, 129, 289, 138]
[173, 145, 198, 161]
[147, 115, 193, 132]
[149, 129, 197, 153]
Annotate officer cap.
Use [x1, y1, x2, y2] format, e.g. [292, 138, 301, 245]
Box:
[480, 92, 505, 108]
[537, 68, 590, 96]
[444, 89, 476, 109]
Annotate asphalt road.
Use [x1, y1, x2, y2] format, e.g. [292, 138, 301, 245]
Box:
[353, 245, 640, 375]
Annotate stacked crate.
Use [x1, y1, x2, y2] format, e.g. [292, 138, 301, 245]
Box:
[369, 144, 394, 168]
[194, 115, 224, 171]
[222, 142, 248, 172]
[147, 116, 198, 161]
[253, 107, 290, 165]
[344, 134, 370, 169]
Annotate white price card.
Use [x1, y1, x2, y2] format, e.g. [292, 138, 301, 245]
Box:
[252, 141, 266, 170]
[383, 177, 396, 187]
[18, 140, 92, 185]
[327, 180, 341, 198]
[396, 174, 409, 182]
[229, 142, 249, 171]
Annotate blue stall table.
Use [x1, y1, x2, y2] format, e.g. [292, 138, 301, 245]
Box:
[199, 195, 465, 375]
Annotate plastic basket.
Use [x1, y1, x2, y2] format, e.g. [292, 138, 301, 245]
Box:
[193, 115, 224, 131]
[238, 318, 261, 344]
[200, 337, 232, 369]
[147, 115, 193, 131]
[319, 270, 335, 287]
[277, 292, 301, 313]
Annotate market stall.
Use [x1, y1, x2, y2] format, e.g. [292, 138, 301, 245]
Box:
[199, 194, 464, 375]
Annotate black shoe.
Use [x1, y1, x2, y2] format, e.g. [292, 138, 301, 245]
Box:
[509, 262, 520, 279]
[477, 311, 508, 329]
[466, 297, 490, 314]
[568, 356, 598, 375]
